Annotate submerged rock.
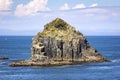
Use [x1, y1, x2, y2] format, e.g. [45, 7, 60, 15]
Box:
[10, 18, 108, 67]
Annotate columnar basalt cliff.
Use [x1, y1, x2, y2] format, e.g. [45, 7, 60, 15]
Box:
[10, 18, 108, 67]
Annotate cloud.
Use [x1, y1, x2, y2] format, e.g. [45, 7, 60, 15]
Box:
[1, 7, 120, 35]
[80, 8, 108, 14]
[60, 3, 70, 10]
[72, 3, 86, 9]
[0, 0, 13, 10]
[15, 0, 50, 16]
[90, 3, 98, 7]
[0, 0, 13, 16]
[60, 3, 98, 11]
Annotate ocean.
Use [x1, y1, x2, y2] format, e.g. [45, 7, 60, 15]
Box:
[0, 36, 120, 80]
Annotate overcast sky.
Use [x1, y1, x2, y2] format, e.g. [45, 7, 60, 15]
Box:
[0, 0, 120, 36]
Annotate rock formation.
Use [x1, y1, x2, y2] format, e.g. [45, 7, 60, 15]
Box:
[10, 18, 108, 67]
[0, 57, 9, 60]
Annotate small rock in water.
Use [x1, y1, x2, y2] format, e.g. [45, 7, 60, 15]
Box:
[0, 57, 9, 60]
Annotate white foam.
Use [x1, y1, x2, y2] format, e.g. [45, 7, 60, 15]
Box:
[112, 59, 120, 62]
[88, 65, 120, 70]
[0, 62, 6, 64]
[89, 66, 112, 70]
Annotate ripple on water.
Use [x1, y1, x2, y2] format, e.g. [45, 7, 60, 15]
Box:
[112, 59, 120, 62]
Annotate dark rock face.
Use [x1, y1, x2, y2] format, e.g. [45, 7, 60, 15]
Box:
[30, 18, 107, 62]
[10, 18, 108, 67]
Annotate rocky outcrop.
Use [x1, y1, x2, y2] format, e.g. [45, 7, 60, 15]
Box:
[0, 57, 9, 60]
[10, 18, 108, 67]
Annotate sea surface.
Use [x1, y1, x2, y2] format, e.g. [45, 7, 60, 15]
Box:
[0, 36, 120, 80]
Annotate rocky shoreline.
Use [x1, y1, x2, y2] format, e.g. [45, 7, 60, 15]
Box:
[10, 56, 108, 67]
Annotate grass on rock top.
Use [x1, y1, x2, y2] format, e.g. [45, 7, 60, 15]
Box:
[37, 18, 84, 41]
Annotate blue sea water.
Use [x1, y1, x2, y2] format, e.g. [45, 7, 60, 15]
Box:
[0, 36, 120, 80]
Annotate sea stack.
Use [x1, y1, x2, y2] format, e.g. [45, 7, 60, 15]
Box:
[10, 18, 108, 67]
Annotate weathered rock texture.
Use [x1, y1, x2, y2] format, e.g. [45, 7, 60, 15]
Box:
[10, 18, 108, 67]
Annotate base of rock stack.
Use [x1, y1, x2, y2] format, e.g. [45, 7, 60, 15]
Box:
[10, 56, 109, 67]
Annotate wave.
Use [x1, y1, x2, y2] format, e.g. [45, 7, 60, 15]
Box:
[112, 59, 120, 62]
[88, 66, 112, 70]
[88, 65, 120, 70]
[0, 61, 6, 64]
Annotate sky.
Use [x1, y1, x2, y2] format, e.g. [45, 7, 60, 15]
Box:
[0, 0, 120, 36]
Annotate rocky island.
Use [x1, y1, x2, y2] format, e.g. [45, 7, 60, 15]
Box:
[10, 18, 108, 67]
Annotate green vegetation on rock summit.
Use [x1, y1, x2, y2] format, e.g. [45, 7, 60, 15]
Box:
[38, 18, 83, 41]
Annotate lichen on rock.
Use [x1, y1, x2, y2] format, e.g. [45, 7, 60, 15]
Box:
[10, 18, 108, 67]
